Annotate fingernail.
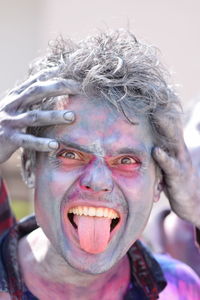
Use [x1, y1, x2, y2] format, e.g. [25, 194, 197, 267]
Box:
[63, 111, 75, 122]
[156, 147, 166, 157]
[152, 147, 161, 156]
[48, 141, 59, 150]
[155, 147, 162, 154]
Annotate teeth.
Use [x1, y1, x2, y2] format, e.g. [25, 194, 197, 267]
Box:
[96, 208, 104, 217]
[108, 210, 113, 219]
[83, 206, 88, 215]
[68, 206, 119, 219]
[103, 208, 108, 217]
[88, 207, 96, 217]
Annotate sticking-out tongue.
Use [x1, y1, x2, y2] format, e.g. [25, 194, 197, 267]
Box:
[74, 215, 111, 254]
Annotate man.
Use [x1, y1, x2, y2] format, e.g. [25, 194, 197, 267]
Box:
[0, 29, 199, 299]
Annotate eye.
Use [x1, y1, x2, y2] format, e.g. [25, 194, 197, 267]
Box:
[119, 156, 137, 165]
[59, 150, 81, 160]
[110, 155, 140, 174]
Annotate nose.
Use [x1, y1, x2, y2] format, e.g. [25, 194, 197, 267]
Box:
[79, 158, 113, 193]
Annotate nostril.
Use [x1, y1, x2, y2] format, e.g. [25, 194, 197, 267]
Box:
[80, 184, 91, 191]
[79, 178, 113, 192]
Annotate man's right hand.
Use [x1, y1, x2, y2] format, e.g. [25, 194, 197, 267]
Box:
[0, 67, 79, 164]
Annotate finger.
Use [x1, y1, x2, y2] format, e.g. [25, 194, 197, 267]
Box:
[12, 133, 59, 152]
[155, 114, 184, 152]
[9, 65, 64, 95]
[156, 114, 190, 162]
[152, 147, 180, 177]
[6, 78, 80, 111]
[156, 113, 183, 142]
[7, 110, 75, 128]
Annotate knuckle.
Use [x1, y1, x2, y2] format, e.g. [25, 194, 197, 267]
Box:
[50, 111, 59, 120]
[170, 161, 180, 175]
[35, 139, 43, 148]
[34, 139, 48, 151]
[27, 136, 46, 150]
[20, 137, 27, 146]
[20, 135, 35, 149]
[27, 84, 43, 95]
[0, 112, 11, 127]
[0, 127, 9, 139]
[0, 118, 10, 127]
[55, 80, 66, 91]
[28, 111, 38, 124]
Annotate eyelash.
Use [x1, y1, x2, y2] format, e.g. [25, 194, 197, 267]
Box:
[59, 150, 81, 160]
[56, 149, 141, 172]
[117, 156, 137, 165]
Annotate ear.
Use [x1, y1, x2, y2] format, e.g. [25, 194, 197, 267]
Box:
[21, 151, 36, 188]
[153, 167, 163, 203]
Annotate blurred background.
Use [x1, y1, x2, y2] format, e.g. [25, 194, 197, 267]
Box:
[0, 0, 200, 219]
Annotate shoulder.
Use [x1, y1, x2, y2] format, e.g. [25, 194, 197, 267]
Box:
[0, 292, 11, 299]
[155, 254, 200, 300]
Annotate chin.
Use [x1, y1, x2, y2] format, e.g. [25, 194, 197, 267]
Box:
[59, 238, 125, 275]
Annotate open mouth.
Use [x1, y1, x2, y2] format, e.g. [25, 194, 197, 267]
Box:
[67, 206, 120, 254]
[68, 206, 120, 231]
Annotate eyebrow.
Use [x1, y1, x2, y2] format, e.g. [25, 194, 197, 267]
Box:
[112, 147, 150, 159]
[56, 138, 151, 159]
[56, 139, 95, 154]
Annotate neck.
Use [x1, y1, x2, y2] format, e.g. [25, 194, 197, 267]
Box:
[18, 228, 130, 300]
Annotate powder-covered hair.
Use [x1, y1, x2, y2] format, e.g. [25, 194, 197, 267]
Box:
[23, 29, 181, 176]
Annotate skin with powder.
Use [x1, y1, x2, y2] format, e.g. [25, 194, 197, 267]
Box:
[0, 31, 200, 299]
[32, 96, 162, 273]
[1, 92, 200, 299]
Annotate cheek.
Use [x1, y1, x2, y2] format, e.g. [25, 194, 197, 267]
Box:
[113, 172, 154, 200]
[35, 159, 83, 200]
[113, 172, 156, 222]
[47, 168, 83, 199]
[34, 172, 64, 238]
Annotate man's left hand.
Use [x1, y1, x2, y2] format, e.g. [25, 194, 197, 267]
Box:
[152, 136, 200, 229]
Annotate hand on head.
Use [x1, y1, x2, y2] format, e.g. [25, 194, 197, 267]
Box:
[152, 104, 200, 228]
[0, 68, 78, 164]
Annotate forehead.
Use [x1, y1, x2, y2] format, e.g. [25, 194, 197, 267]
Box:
[52, 96, 153, 154]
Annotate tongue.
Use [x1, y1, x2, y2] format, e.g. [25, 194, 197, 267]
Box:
[74, 215, 111, 254]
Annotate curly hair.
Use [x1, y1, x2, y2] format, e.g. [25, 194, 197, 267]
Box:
[23, 29, 181, 177]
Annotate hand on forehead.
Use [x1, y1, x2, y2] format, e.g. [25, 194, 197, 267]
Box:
[0, 69, 80, 163]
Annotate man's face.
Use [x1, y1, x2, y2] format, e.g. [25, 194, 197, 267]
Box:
[34, 96, 161, 274]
